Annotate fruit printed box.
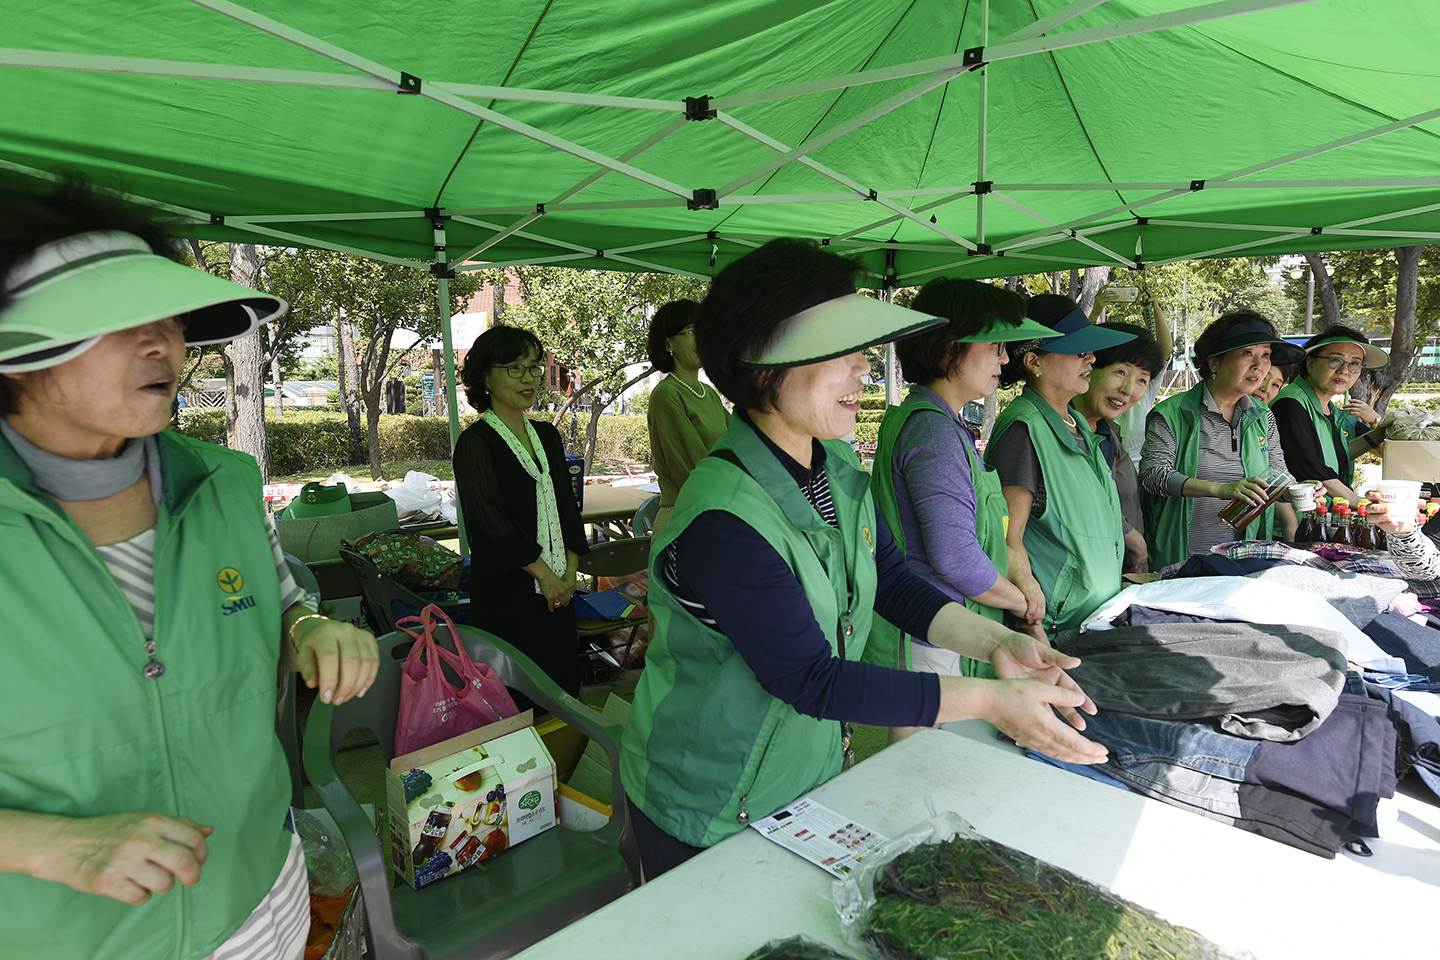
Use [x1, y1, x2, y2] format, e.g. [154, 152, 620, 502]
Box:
[385, 717, 557, 889]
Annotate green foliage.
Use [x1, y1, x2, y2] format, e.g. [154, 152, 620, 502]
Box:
[860, 394, 888, 410]
[627, 386, 651, 413]
[536, 411, 652, 464]
[289, 351, 339, 382]
[853, 421, 879, 444]
[375, 414, 455, 461]
[856, 410, 885, 423]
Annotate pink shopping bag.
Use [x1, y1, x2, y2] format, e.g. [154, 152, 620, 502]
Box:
[393, 604, 519, 756]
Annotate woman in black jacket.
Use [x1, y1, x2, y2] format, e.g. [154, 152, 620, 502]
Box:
[453, 325, 589, 694]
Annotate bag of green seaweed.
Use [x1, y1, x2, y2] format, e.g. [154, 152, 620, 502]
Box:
[833, 811, 1253, 960]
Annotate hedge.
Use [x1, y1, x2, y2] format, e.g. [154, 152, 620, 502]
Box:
[174, 408, 653, 473]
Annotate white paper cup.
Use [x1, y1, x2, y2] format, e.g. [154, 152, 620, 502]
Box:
[1287, 483, 1317, 512]
[1373, 479, 1422, 503]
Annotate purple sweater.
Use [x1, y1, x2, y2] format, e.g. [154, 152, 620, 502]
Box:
[889, 387, 1005, 603]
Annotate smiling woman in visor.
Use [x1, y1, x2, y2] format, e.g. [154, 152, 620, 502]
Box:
[619, 239, 1105, 880]
[1271, 325, 1389, 504]
[0, 179, 378, 960]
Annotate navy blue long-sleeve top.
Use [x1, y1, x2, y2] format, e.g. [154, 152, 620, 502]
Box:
[663, 420, 949, 727]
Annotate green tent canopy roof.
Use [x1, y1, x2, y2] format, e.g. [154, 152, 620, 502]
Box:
[3, 0, 1438, 284]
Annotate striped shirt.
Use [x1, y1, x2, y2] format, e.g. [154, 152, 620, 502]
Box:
[1388, 527, 1440, 582]
[1139, 385, 1289, 558]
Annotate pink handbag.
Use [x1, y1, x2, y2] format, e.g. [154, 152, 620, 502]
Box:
[393, 604, 519, 756]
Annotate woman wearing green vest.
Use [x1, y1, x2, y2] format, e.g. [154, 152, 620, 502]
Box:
[1272, 325, 1388, 503]
[645, 298, 730, 539]
[870, 277, 1062, 691]
[985, 295, 1136, 636]
[1071, 323, 1166, 574]
[620, 239, 1106, 879]
[1138, 311, 1311, 569]
[0, 179, 379, 960]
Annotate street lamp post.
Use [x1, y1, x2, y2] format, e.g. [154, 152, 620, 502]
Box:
[1290, 261, 1335, 335]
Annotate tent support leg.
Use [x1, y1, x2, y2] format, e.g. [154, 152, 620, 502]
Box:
[433, 220, 467, 555]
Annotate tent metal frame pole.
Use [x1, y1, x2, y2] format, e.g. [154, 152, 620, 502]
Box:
[0, 47, 685, 113]
[219, 220, 424, 267]
[1214, 107, 1440, 182]
[454, 211, 547, 263]
[998, 0, 1114, 43]
[712, 0, 1304, 109]
[546, 116, 689, 207]
[455, 254, 590, 272]
[234, 211, 424, 224]
[1331, 199, 1440, 230]
[716, 67, 975, 197]
[976, 0, 990, 248]
[432, 220, 467, 554]
[187, 0, 693, 201]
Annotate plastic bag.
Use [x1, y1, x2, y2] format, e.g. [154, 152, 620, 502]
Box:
[292, 810, 366, 960]
[323, 472, 363, 493]
[394, 604, 520, 755]
[438, 482, 459, 524]
[385, 470, 442, 522]
[835, 811, 1252, 960]
[742, 935, 857, 960]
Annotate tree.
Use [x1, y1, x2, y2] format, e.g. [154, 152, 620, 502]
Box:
[499, 266, 709, 470]
[1280, 246, 1440, 413]
[310, 255, 481, 477]
[221, 244, 269, 477]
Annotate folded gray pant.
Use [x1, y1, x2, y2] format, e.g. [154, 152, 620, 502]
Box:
[1054, 621, 1348, 742]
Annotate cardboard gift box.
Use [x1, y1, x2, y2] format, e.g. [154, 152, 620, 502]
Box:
[1381, 440, 1440, 483]
[386, 714, 557, 890]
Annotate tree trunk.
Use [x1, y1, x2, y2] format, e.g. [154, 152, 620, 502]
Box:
[1303, 252, 1342, 332]
[1078, 266, 1111, 318]
[1369, 246, 1424, 416]
[981, 391, 998, 443]
[1067, 268, 1081, 300]
[270, 347, 284, 418]
[584, 402, 603, 474]
[363, 385, 386, 480]
[335, 310, 364, 462]
[493, 279, 507, 321]
[222, 244, 269, 479]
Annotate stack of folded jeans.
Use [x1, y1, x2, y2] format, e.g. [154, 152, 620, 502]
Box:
[1049, 617, 1406, 857]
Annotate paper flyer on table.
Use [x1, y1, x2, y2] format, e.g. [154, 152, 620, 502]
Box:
[749, 796, 890, 877]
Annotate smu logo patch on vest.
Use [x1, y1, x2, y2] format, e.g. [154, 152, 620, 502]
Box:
[217, 567, 257, 616]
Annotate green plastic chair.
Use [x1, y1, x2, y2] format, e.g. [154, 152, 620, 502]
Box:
[303, 623, 640, 960]
[279, 553, 323, 808]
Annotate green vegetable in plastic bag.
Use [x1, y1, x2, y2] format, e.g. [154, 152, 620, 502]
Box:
[836, 813, 1252, 960]
[743, 934, 859, 960]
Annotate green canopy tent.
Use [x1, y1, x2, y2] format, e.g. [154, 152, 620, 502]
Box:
[5, 0, 1439, 442]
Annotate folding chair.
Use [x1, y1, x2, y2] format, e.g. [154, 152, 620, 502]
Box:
[303, 624, 640, 960]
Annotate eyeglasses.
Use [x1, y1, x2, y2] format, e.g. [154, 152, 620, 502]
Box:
[673, 327, 695, 339]
[1315, 354, 1364, 374]
[493, 363, 545, 379]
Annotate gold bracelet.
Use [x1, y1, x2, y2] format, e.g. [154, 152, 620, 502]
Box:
[289, 613, 326, 651]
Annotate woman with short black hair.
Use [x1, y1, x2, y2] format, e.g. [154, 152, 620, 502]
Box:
[869, 277, 1062, 686]
[1072, 323, 1165, 573]
[985, 295, 1136, 635]
[453, 324, 589, 695]
[1272, 324, 1388, 503]
[620, 239, 1105, 879]
[645, 299, 728, 538]
[0, 177, 377, 960]
[1139, 311, 1311, 568]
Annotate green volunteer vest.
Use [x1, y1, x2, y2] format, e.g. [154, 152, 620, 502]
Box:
[0, 430, 290, 960]
[619, 417, 879, 848]
[986, 388, 1123, 635]
[1142, 382, 1276, 570]
[869, 399, 1004, 678]
[1274, 377, 1360, 489]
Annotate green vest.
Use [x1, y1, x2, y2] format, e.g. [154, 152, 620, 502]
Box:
[1274, 377, 1360, 488]
[870, 398, 1004, 678]
[1142, 382, 1276, 570]
[986, 388, 1123, 635]
[620, 417, 879, 848]
[0, 430, 290, 960]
